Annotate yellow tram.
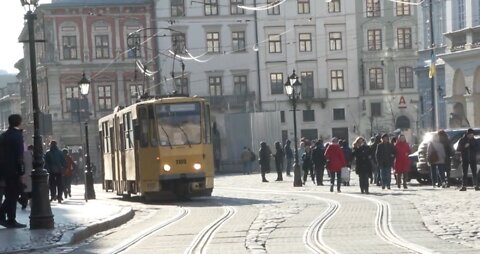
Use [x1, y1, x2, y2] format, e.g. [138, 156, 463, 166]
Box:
[98, 96, 214, 199]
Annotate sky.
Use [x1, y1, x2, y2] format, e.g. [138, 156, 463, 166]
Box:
[0, 0, 51, 74]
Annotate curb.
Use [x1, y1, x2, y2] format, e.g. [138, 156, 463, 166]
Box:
[65, 206, 135, 244]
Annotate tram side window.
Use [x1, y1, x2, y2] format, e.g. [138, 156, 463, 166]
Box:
[123, 112, 134, 149]
[101, 122, 110, 153]
[205, 104, 211, 144]
[138, 108, 149, 147]
[148, 105, 158, 146]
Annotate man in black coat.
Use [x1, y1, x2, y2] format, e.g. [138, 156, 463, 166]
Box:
[375, 134, 395, 190]
[312, 140, 326, 186]
[45, 141, 67, 202]
[0, 114, 26, 228]
[457, 128, 478, 191]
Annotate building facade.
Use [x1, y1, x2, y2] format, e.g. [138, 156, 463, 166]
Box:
[357, 0, 419, 141]
[439, 0, 480, 128]
[18, 0, 155, 168]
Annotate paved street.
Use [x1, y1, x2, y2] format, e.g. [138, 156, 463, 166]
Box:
[21, 172, 476, 254]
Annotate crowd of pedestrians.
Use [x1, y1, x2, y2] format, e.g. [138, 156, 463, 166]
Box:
[249, 128, 478, 194]
[0, 114, 77, 229]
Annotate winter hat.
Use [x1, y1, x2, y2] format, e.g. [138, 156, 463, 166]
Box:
[467, 128, 474, 134]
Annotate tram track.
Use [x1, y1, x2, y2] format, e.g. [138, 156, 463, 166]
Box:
[184, 206, 237, 254]
[109, 207, 190, 254]
[218, 187, 340, 254]
[343, 193, 436, 254]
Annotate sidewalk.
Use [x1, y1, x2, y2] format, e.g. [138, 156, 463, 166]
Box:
[0, 184, 133, 253]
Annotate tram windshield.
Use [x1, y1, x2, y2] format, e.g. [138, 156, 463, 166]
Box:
[155, 102, 202, 146]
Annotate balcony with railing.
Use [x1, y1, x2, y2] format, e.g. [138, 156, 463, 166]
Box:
[445, 25, 480, 53]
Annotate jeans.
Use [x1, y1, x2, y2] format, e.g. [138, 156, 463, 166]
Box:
[358, 172, 370, 193]
[242, 161, 250, 174]
[380, 166, 391, 188]
[431, 164, 446, 186]
[372, 163, 380, 185]
[330, 171, 342, 190]
[462, 159, 478, 187]
[286, 158, 293, 175]
[49, 173, 63, 200]
[315, 164, 325, 185]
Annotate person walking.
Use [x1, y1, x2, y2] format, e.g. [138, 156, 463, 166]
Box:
[0, 114, 26, 228]
[18, 144, 33, 210]
[62, 149, 75, 199]
[457, 128, 478, 191]
[241, 147, 251, 175]
[44, 141, 66, 203]
[427, 133, 447, 188]
[284, 140, 293, 176]
[376, 134, 395, 190]
[274, 141, 285, 181]
[312, 140, 327, 186]
[258, 141, 271, 182]
[438, 130, 454, 187]
[325, 138, 346, 192]
[394, 134, 411, 189]
[352, 137, 372, 194]
[370, 135, 382, 186]
[302, 146, 314, 185]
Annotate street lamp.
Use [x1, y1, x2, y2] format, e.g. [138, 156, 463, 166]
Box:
[79, 73, 96, 200]
[284, 70, 303, 187]
[21, 0, 55, 229]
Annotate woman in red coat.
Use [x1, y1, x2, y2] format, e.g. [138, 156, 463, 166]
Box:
[394, 134, 411, 189]
[324, 138, 346, 192]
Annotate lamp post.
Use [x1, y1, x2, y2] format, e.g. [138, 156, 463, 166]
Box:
[284, 70, 303, 187]
[22, 0, 55, 229]
[79, 73, 96, 200]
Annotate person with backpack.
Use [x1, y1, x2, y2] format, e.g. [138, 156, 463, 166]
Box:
[44, 141, 66, 203]
[312, 140, 326, 186]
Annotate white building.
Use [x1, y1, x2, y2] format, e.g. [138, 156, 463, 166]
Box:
[439, 0, 480, 128]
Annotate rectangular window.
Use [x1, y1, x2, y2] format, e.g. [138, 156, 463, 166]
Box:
[207, 32, 220, 53]
[130, 84, 143, 104]
[397, 28, 412, 49]
[301, 129, 318, 141]
[280, 110, 285, 123]
[127, 33, 141, 58]
[399, 67, 414, 88]
[268, 34, 282, 53]
[371, 102, 382, 117]
[333, 108, 345, 120]
[328, 0, 341, 13]
[300, 71, 314, 99]
[65, 86, 79, 112]
[367, 29, 382, 51]
[172, 32, 186, 54]
[459, 0, 466, 29]
[396, 0, 410, 16]
[332, 127, 348, 142]
[366, 0, 381, 17]
[331, 70, 344, 91]
[95, 35, 110, 59]
[369, 68, 384, 90]
[329, 32, 342, 51]
[232, 31, 246, 52]
[303, 110, 315, 122]
[270, 73, 284, 95]
[267, 0, 280, 15]
[174, 77, 189, 95]
[171, 0, 185, 17]
[123, 112, 134, 149]
[205, 0, 218, 15]
[230, 0, 245, 14]
[98, 85, 112, 111]
[299, 33, 312, 52]
[233, 75, 248, 95]
[282, 130, 288, 144]
[62, 36, 77, 60]
[209, 76, 222, 96]
[297, 0, 310, 14]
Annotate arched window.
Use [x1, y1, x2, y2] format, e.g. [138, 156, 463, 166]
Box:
[93, 21, 111, 59]
[395, 115, 410, 130]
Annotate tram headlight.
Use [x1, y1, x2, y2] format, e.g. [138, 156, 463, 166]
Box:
[193, 163, 202, 170]
[163, 164, 171, 172]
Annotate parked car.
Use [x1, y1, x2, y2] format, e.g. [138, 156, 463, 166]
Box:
[414, 128, 480, 184]
[450, 136, 480, 183]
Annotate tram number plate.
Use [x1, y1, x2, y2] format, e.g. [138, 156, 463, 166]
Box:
[176, 159, 187, 165]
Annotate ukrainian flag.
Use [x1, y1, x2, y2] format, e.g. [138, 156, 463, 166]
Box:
[429, 52, 436, 79]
